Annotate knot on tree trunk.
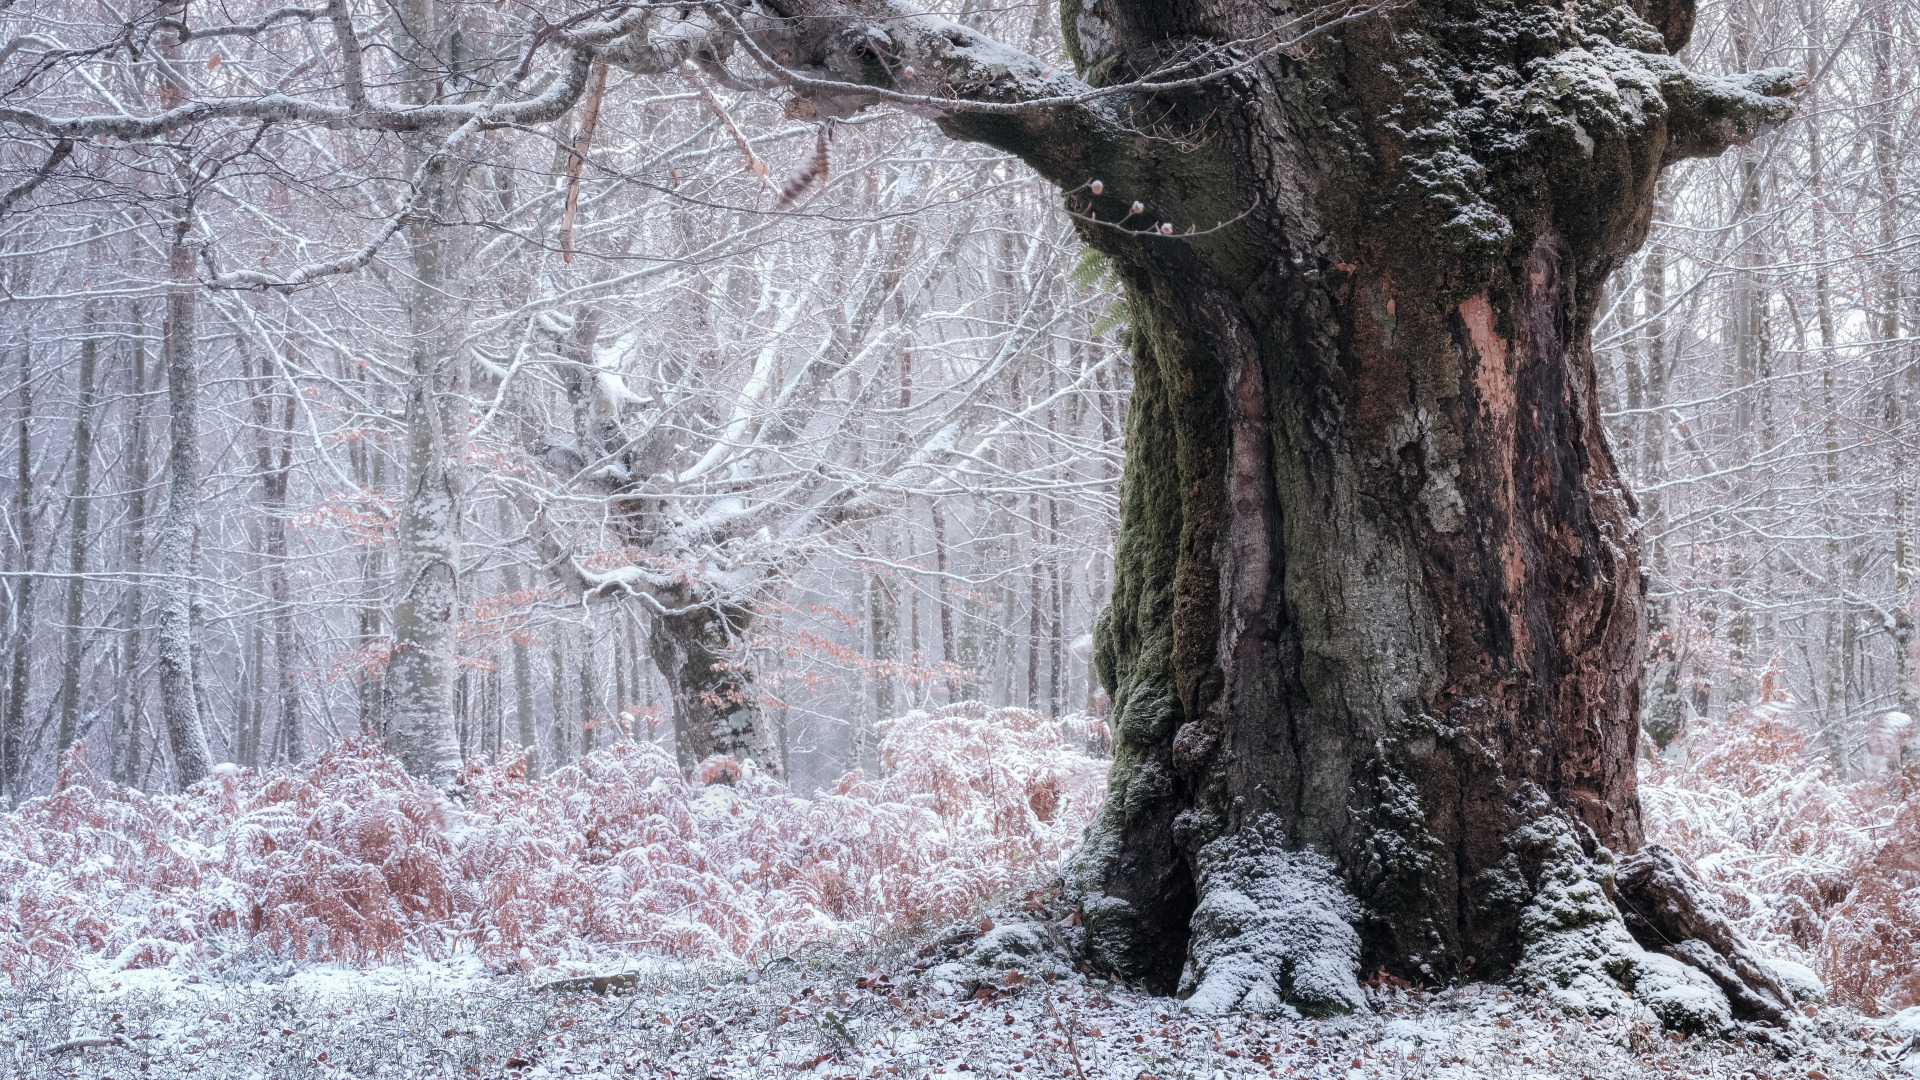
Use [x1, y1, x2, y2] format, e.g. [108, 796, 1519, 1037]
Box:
[1615, 844, 1797, 1027]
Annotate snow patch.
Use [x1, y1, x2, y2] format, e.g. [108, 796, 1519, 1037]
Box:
[1628, 950, 1731, 1034]
[1887, 1006, 1920, 1040]
[1762, 957, 1824, 1004]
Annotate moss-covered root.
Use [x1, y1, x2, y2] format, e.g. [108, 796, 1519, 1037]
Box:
[1506, 805, 1795, 1036]
[1176, 821, 1368, 1018]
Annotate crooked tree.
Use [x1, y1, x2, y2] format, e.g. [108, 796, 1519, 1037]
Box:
[724, 0, 1804, 1020]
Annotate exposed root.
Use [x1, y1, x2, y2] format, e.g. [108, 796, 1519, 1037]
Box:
[1616, 844, 1797, 1027]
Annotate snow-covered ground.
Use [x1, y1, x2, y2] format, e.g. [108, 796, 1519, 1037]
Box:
[8, 945, 1919, 1079]
[7, 699, 1920, 1077]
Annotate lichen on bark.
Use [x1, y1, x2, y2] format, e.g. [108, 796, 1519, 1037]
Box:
[672, 0, 1803, 1017]
[1028, 0, 1804, 1014]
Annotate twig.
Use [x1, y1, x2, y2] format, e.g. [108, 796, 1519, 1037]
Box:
[680, 61, 778, 196]
[0, 137, 74, 217]
[45, 1034, 133, 1054]
[1046, 994, 1088, 1080]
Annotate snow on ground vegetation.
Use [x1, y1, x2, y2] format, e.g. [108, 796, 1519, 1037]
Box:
[0, 705, 1105, 978]
[1642, 692, 1920, 1015]
[5, 693, 1920, 1076]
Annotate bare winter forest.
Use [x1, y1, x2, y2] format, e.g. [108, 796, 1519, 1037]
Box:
[3, 0, 1920, 1075]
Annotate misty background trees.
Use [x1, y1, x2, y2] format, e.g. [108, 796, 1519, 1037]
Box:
[1595, 0, 1919, 773]
[0, 0, 1913, 806]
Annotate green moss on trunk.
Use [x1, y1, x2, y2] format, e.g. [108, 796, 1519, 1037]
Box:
[940, 0, 1796, 1013]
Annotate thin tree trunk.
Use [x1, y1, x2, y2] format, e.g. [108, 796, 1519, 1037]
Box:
[242, 339, 302, 764]
[56, 315, 100, 755]
[4, 345, 35, 803]
[1638, 225, 1687, 750]
[549, 638, 570, 769]
[187, 527, 218, 759]
[578, 640, 597, 757]
[156, 213, 212, 789]
[862, 545, 895, 770]
[1027, 494, 1042, 711]
[498, 505, 539, 777]
[932, 503, 957, 701]
[1869, 5, 1915, 715]
[111, 306, 151, 787]
[269, 390, 300, 763]
[350, 364, 383, 735]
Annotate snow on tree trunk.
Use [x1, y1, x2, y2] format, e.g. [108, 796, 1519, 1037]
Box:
[157, 217, 213, 789]
[109, 305, 151, 788]
[759, 0, 1803, 1016]
[3, 343, 35, 803]
[56, 310, 99, 754]
[993, 0, 1801, 1014]
[381, 220, 464, 786]
[649, 599, 779, 778]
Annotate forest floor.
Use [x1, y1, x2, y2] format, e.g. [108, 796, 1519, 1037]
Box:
[6, 929, 1918, 1080]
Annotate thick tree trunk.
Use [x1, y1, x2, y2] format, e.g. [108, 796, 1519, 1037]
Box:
[780, 0, 1803, 1019]
[382, 229, 465, 784]
[378, 0, 469, 785]
[649, 598, 778, 776]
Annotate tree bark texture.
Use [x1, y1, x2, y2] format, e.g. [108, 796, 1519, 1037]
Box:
[649, 599, 777, 775]
[56, 315, 99, 754]
[381, 221, 465, 786]
[245, 345, 302, 764]
[4, 344, 35, 804]
[1051, 0, 1793, 1011]
[157, 220, 213, 788]
[110, 307, 150, 788]
[1029, 0, 1794, 1012]
[753, 0, 1800, 1016]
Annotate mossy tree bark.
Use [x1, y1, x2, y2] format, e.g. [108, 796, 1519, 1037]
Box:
[649, 598, 776, 775]
[741, 0, 1801, 1017]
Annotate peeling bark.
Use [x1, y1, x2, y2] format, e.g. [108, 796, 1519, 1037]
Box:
[735, 0, 1802, 1015]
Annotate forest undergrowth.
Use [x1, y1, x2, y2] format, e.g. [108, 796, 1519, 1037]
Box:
[0, 704, 1108, 979]
[3, 697, 1920, 1078]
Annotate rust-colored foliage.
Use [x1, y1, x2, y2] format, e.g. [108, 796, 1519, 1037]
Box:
[1643, 697, 1920, 1013]
[0, 706, 1103, 980]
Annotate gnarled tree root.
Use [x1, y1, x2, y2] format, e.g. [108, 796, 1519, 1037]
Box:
[1615, 844, 1796, 1027]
